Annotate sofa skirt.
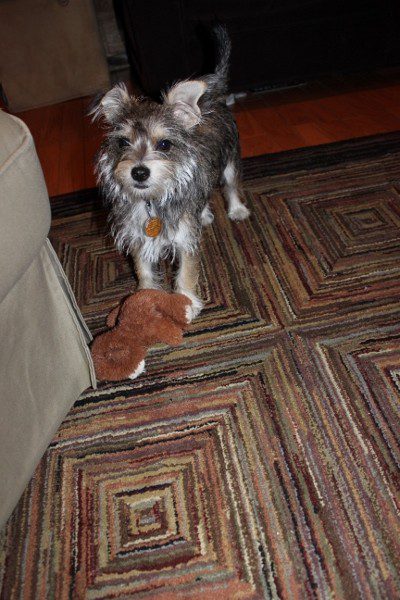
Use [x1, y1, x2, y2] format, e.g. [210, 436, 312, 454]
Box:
[0, 239, 96, 527]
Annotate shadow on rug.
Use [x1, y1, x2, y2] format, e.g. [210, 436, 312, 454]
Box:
[1, 133, 400, 599]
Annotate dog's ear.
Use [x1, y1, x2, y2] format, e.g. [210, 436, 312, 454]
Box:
[89, 83, 133, 125]
[165, 80, 207, 128]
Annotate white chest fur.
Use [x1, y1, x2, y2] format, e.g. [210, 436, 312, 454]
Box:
[113, 201, 197, 262]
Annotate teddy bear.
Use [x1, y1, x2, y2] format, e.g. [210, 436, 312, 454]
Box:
[91, 289, 192, 382]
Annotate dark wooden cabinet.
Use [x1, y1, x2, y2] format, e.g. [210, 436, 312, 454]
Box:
[114, 0, 400, 96]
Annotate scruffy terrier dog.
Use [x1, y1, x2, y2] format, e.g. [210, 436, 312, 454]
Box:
[92, 27, 249, 320]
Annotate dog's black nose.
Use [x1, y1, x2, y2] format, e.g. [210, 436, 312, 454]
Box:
[131, 165, 150, 182]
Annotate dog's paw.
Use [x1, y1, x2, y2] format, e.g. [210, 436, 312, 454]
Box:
[228, 203, 250, 221]
[201, 205, 214, 226]
[177, 290, 203, 322]
[186, 298, 203, 322]
[128, 359, 146, 380]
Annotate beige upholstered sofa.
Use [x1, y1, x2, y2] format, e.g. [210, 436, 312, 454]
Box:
[0, 110, 96, 527]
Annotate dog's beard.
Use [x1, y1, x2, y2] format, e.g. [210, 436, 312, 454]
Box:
[114, 158, 175, 202]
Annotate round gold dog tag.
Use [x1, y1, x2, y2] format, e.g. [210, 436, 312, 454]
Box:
[144, 217, 162, 237]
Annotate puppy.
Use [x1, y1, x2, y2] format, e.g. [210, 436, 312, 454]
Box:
[92, 26, 249, 320]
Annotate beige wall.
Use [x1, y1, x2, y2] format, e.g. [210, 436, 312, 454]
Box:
[0, 0, 110, 111]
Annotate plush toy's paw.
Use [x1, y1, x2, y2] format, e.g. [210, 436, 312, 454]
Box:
[128, 359, 146, 380]
[177, 290, 203, 322]
[106, 304, 121, 328]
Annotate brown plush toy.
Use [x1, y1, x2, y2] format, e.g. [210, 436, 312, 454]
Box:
[91, 289, 192, 381]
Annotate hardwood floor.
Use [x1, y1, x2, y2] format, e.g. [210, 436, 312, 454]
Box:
[15, 96, 103, 195]
[13, 70, 400, 197]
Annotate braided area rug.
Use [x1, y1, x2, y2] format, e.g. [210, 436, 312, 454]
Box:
[1, 133, 400, 599]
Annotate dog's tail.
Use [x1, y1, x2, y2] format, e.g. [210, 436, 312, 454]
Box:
[214, 25, 231, 89]
[203, 25, 231, 99]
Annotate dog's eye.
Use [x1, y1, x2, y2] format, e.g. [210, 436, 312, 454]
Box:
[118, 137, 131, 149]
[156, 139, 172, 152]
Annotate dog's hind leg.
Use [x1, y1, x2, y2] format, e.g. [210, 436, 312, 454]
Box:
[222, 159, 250, 221]
[201, 204, 214, 226]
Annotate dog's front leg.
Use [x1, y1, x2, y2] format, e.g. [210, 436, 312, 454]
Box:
[175, 250, 203, 321]
[133, 252, 160, 290]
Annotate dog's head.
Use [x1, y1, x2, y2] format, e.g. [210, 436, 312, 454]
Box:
[92, 81, 208, 203]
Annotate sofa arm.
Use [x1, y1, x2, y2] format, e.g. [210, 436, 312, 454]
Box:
[0, 110, 51, 303]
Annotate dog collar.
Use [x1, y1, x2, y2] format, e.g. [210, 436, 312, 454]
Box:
[144, 200, 163, 238]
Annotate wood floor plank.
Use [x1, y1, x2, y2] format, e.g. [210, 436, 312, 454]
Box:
[18, 103, 63, 197]
[294, 122, 333, 146]
[58, 98, 85, 196]
[233, 107, 256, 138]
[240, 134, 293, 157]
[82, 97, 103, 189]
[246, 105, 306, 152]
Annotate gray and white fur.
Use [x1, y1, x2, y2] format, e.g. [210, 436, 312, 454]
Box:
[91, 26, 249, 320]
